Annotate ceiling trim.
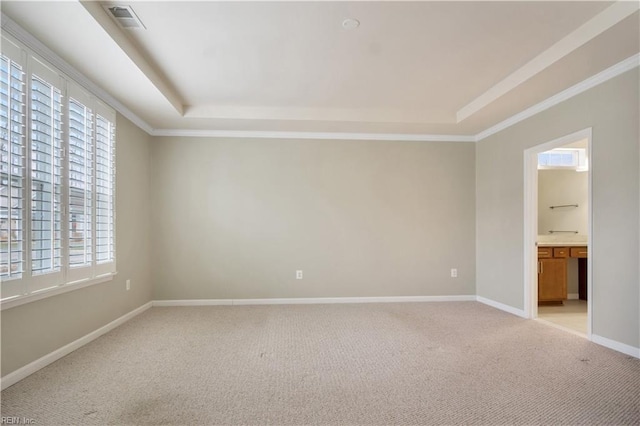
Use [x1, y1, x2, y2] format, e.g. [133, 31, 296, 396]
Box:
[456, 1, 640, 123]
[151, 129, 476, 143]
[476, 53, 640, 141]
[0, 13, 155, 135]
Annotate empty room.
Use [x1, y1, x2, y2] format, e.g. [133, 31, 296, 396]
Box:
[1, 1, 639, 425]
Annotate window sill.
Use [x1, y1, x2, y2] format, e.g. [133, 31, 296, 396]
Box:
[0, 272, 117, 311]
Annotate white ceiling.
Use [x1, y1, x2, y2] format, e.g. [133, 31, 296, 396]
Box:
[1, 1, 638, 137]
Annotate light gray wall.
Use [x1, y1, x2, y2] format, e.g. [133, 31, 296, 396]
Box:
[1, 114, 153, 377]
[476, 68, 639, 348]
[151, 138, 476, 300]
[538, 170, 588, 236]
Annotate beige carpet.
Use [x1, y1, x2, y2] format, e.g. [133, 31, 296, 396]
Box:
[1, 302, 639, 425]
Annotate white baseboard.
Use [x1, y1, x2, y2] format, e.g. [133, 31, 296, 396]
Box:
[154, 295, 476, 307]
[591, 334, 640, 359]
[567, 293, 579, 300]
[153, 299, 233, 307]
[476, 296, 527, 318]
[1, 301, 153, 390]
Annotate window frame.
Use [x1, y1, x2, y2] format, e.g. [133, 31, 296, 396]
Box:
[0, 33, 117, 310]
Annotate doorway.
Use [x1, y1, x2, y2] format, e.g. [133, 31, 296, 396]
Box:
[524, 128, 592, 338]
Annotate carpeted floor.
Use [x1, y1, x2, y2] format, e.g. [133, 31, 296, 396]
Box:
[1, 302, 639, 425]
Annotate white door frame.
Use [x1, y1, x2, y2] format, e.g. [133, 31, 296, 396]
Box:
[523, 128, 593, 338]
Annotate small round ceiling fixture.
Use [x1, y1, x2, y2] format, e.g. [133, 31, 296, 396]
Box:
[342, 18, 360, 30]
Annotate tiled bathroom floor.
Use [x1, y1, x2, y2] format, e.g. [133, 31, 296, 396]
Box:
[538, 299, 588, 335]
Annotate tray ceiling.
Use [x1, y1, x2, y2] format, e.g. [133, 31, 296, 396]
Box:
[1, 1, 638, 137]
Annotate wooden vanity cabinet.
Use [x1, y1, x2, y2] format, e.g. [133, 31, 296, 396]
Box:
[537, 245, 588, 303]
[538, 247, 569, 302]
[538, 254, 567, 302]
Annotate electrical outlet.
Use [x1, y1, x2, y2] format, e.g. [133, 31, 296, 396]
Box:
[450, 268, 458, 278]
[296, 270, 303, 280]
[126, 279, 131, 290]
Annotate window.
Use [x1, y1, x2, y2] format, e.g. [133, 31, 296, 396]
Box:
[538, 148, 588, 171]
[1, 34, 116, 304]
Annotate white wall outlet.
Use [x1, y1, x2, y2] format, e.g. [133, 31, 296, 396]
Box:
[450, 268, 458, 278]
[296, 270, 303, 280]
[126, 279, 131, 290]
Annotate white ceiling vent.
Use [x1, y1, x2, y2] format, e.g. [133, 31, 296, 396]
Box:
[103, 5, 146, 30]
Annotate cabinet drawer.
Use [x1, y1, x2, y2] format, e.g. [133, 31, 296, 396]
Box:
[537, 247, 553, 258]
[553, 247, 569, 258]
[570, 247, 588, 258]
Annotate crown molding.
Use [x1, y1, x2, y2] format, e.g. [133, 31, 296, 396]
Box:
[475, 53, 639, 141]
[151, 129, 476, 142]
[0, 14, 155, 135]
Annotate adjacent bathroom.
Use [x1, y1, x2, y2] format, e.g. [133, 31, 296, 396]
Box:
[536, 139, 589, 335]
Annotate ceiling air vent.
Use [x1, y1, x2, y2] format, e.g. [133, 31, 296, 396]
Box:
[104, 5, 146, 30]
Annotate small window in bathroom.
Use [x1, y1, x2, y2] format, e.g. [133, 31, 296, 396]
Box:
[538, 148, 588, 171]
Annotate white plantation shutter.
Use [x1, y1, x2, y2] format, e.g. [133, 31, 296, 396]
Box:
[1, 34, 117, 304]
[94, 109, 115, 274]
[67, 98, 93, 272]
[30, 76, 63, 275]
[66, 85, 116, 282]
[0, 44, 27, 298]
[29, 58, 65, 292]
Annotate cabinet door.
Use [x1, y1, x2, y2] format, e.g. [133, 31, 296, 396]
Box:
[538, 258, 567, 302]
